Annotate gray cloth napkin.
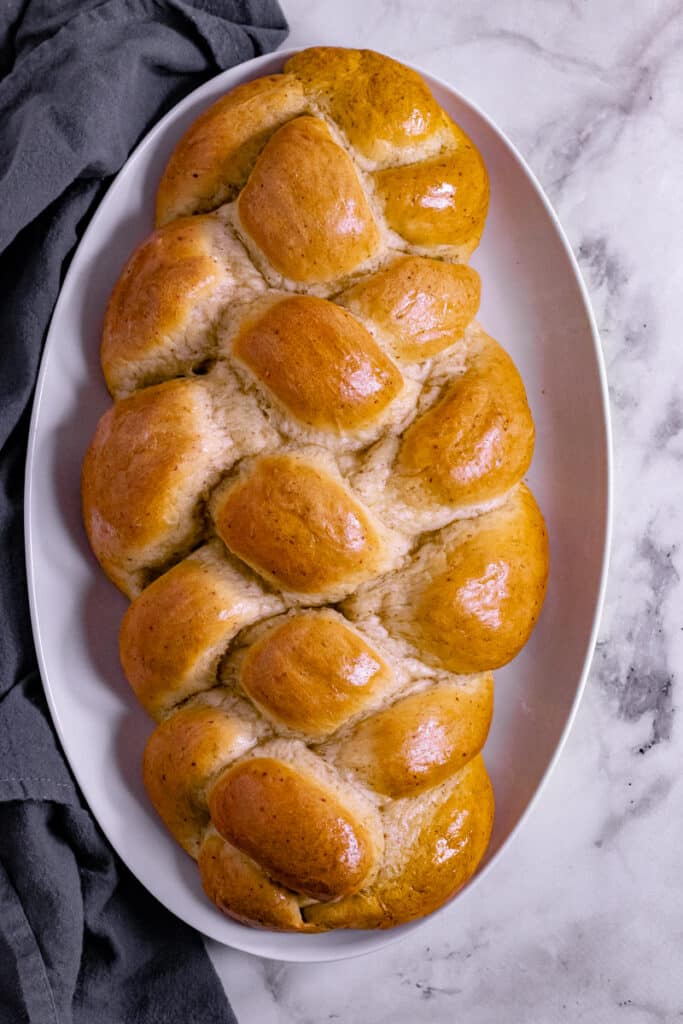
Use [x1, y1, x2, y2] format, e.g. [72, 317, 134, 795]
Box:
[0, 2, 288, 1021]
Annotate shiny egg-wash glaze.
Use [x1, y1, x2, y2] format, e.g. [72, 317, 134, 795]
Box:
[81, 48, 549, 931]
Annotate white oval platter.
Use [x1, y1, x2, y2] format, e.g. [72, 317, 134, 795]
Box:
[25, 48, 611, 962]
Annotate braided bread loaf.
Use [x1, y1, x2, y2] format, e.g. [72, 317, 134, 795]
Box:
[82, 47, 549, 932]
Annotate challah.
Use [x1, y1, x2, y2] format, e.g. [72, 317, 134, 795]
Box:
[82, 47, 549, 932]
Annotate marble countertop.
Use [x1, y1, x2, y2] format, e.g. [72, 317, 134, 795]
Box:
[207, 3, 683, 1020]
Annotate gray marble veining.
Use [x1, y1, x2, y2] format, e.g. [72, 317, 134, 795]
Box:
[206, 3, 683, 1020]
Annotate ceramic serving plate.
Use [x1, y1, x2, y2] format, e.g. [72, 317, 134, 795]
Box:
[25, 48, 611, 963]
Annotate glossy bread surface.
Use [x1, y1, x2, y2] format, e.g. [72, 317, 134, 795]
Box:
[120, 544, 282, 718]
[81, 379, 223, 595]
[238, 116, 381, 282]
[398, 328, 535, 506]
[156, 74, 306, 225]
[339, 255, 481, 360]
[376, 484, 549, 673]
[302, 755, 494, 929]
[212, 453, 386, 596]
[374, 136, 489, 250]
[238, 611, 392, 738]
[333, 674, 493, 797]
[285, 47, 451, 162]
[143, 696, 261, 856]
[232, 295, 403, 430]
[208, 755, 379, 900]
[82, 46, 549, 935]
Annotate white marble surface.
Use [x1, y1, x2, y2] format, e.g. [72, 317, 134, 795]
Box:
[207, 3, 683, 1020]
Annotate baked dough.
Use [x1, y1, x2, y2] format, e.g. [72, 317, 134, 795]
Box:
[82, 47, 548, 931]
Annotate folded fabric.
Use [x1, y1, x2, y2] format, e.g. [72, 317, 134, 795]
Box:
[0, 2, 288, 1021]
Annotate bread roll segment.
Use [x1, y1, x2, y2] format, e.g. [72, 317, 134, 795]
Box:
[236, 609, 394, 739]
[231, 294, 403, 432]
[84, 47, 550, 933]
[373, 129, 489, 253]
[338, 254, 481, 361]
[156, 74, 307, 226]
[81, 378, 231, 597]
[198, 831, 312, 931]
[346, 483, 549, 674]
[207, 743, 383, 901]
[211, 450, 402, 600]
[101, 213, 264, 398]
[285, 47, 452, 165]
[397, 324, 535, 507]
[329, 673, 493, 797]
[142, 691, 264, 857]
[237, 115, 381, 283]
[302, 755, 494, 929]
[120, 542, 284, 719]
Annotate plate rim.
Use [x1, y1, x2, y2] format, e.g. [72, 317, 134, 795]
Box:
[24, 46, 613, 962]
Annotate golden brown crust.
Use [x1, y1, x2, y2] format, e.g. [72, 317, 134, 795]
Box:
[238, 610, 392, 738]
[81, 379, 220, 597]
[208, 757, 377, 900]
[101, 216, 264, 398]
[102, 217, 225, 396]
[332, 675, 493, 797]
[232, 295, 403, 430]
[302, 755, 494, 928]
[120, 545, 281, 719]
[156, 74, 306, 226]
[198, 832, 311, 931]
[374, 123, 489, 252]
[143, 698, 260, 857]
[373, 484, 549, 673]
[285, 47, 450, 164]
[238, 116, 381, 282]
[212, 453, 385, 595]
[339, 255, 481, 360]
[82, 47, 549, 934]
[398, 328, 535, 506]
